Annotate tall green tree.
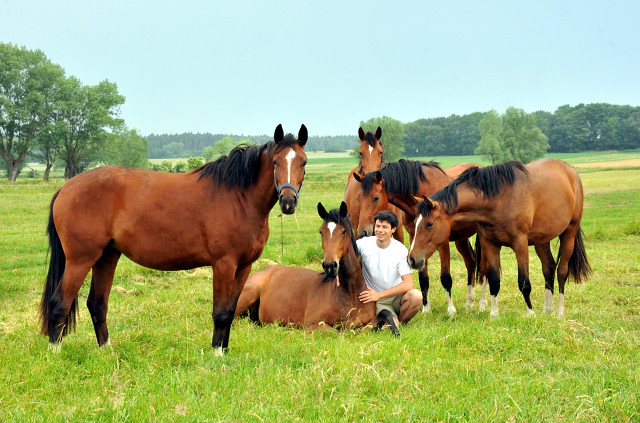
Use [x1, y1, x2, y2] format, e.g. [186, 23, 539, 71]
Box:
[475, 109, 504, 164]
[0, 43, 62, 181]
[56, 78, 125, 178]
[476, 107, 549, 164]
[358, 116, 405, 162]
[104, 127, 149, 168]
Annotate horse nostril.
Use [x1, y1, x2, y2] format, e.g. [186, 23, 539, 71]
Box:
[409, 257, 416, 268]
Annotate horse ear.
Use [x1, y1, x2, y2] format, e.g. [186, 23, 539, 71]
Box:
[353, 172, 362, 183]
[297, 124, 308, 146]
[274, 124, 284, 143]
[375, 126, 382, 141]
[358, 127, 365, 140]
[339, 201, 348, 217]
[374, 171, 383, 183]
[317, 202, 328, 219]
[421, 196, 434, 208]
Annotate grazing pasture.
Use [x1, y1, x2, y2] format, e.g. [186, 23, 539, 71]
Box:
[0, 151, 639, 421]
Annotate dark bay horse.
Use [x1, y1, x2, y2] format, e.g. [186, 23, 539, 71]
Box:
[343, 127, 404, 243]
[40, 124, 308, 353]
[234, 202, 376, 330]
[409, 158, 591, 317]
[352, 160, 481, 316]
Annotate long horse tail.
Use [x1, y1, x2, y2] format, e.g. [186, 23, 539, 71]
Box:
[40, 190, 77, 336]
[474, 235, 482, 287]
[566, 227, 592, 284]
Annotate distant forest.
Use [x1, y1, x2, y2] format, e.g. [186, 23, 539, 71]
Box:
[146, 103, 640, 158]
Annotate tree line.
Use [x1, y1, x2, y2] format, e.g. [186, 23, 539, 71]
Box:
[0, 42, 147, 182]
[3, 42, 639, 181]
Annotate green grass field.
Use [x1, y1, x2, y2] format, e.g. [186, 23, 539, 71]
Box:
[1, 152, 639, 422]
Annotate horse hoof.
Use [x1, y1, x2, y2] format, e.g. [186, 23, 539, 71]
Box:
[526, 309, 536, 317]
[214, 347, 226, 357]
[48, 342, 62, 354]
[489, 311, 499, 319]
[447, 306, 457, 317]
[556, 307, 566, 318]
[422, 305, 432, 313]
[478, 300, 488, 312]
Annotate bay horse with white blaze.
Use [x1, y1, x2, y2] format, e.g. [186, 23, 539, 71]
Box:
[352, 160, 480, 315]
[409, 158, 591, 317]
[234, 201, 377, 330]
[343, 127, 404, 243]
[40, 124, 308, 353]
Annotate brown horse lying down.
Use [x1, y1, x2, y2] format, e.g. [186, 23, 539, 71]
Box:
[234, 202, 381, 330]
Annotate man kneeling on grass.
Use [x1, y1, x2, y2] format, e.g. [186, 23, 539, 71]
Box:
[356, 210, 422, 335]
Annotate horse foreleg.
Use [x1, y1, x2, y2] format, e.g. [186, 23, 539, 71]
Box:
[419, 267, 430, 313]
[534, 242, 556, 314]
[87, 247, 121, 347]
[482, 240, 502, 318]
[513, 240, 534, 316]
[211, 261, 252, 354]
[437, 243, 456, 316]
[555, 229, 578, 318]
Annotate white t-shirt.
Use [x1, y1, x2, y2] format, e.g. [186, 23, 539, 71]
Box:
[356, 236, 412, 292]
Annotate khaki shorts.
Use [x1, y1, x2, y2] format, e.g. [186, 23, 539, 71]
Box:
[376, 295, 403, 318]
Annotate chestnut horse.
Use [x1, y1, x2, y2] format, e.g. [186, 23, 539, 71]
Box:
[343, 127, 404, 243]
[234, 201, 376, 330]
[40, 124, 308, 353]
[352, 160, 481, 315]
[409, 159, 591, 317]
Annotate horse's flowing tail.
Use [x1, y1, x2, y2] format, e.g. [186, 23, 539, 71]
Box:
[566, 227, 592, 284]
[40, 191, 77, 336]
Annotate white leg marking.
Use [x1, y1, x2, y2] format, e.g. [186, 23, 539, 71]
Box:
[526, 308, 536, 317]
[478, 278, 488, 312]
[465, 285, 475, 308]
[214, 346, 225, 357]
[49, 342, 62, 354]
[285, 149, 296, 184]
[557, 293, 565, 318]
[447, 292, 457, 316]
[422, 292, 431, 313]
[543, 289, 554, 314]
[490, 295, 499, 318]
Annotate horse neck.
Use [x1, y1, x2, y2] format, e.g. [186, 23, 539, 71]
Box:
[388, 192, 419, 221]
[338, 240, 367, 299]
[450, 185, 496, 225]
[248, 149, 279, 215]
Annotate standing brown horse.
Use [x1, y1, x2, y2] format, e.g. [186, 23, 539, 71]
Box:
[40, 124, 308, 353]
[409, 159, 591, 317]
[352, 160, 481, 315]
[343, 127, 404, 243]
[234, 202, 376, 329]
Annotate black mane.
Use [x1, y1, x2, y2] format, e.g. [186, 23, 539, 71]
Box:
[423, 160, 529, 215]
[360, 160, 444, 195]
[195, 134, 297, 189]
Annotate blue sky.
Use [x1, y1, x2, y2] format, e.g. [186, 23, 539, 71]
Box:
[3, 0, 639, 136]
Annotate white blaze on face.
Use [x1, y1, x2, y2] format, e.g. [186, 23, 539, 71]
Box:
[327, 222, 336, 238]
[368, 145, 373, 155]
[285, 149, 296, 183]
[410, 214, 423, 253]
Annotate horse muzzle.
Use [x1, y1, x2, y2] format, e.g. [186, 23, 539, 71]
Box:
[322, 261, 339, 278]
[278, 192, 298, 215]
[409, 256, 424, 270]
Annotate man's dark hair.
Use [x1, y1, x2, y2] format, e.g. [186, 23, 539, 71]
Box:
[374, 210, 399, 229]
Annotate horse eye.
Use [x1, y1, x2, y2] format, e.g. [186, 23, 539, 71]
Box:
[273, 160, 278, 166]
[302, 161, 307, 167]
[374, 196, 379, 202]
[426, 222, 434, 228]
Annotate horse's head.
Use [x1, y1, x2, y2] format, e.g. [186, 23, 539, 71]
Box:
[357, 126, 384, 174]
[408, 197, 451, 269]
[318, 201, 354, 280]
[352, 171, 389, 239]
[273, 124, 308, 214]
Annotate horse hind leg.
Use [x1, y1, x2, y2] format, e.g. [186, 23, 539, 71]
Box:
[87, 247, 121, 347]
[455, 239, 476, 309]
[46, 258, 96, 349]
[534, 242, 556, 314]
